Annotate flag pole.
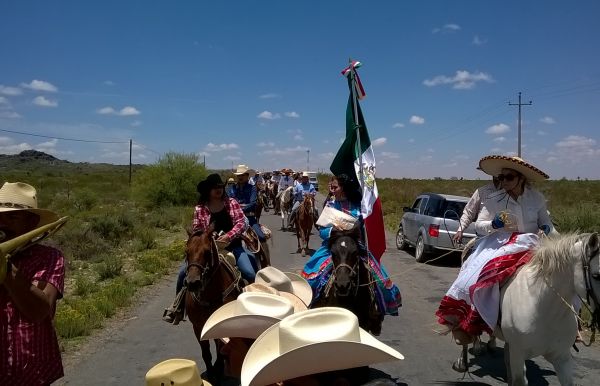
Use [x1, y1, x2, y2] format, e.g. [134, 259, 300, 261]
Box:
[348, 58, 370, 251]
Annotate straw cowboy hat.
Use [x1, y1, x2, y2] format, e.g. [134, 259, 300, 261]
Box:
[255, 266, 313, 307]
[281, 168, 292, 174]
[243, 283, 308, 313]
[301, 171, 309, 177]
[0, 182, 60, 229]
[145, 358, 212, 386]
[240, 307, 404, 386]
[200, 292, 295, 340]
[234, 164, 255, 176]
[479, 155, 549, 182]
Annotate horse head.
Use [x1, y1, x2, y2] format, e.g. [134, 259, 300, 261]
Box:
[302, 194, 315, 212]
[185, 223, 219, 292]
[328, 227, 361, 297]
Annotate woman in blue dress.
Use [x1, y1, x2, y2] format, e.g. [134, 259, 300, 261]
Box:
[301, 174, 401, 315]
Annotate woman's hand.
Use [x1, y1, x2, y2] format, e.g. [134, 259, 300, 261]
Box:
[217, 234, 231, 245]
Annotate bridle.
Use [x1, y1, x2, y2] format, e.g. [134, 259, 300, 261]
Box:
[579, 242, 600, 334]
[186, 231, 220, 292]
[331, 241, 360, 297]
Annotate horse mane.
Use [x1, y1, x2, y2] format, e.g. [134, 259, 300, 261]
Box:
[529, 232, 583, 279]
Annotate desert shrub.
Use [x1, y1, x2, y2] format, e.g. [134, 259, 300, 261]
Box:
[131, 152, 206, 207]
[102, 278, 135, 307]
[52, 222, 112, 261]
[131, 228, 158, 251]
[93, 295, 117, 318]
[94, 255, 123, 280]
[130, 271, 155, 286]
[73, 189, 99, 212]
[55, 305, 90, 339]
[73, 275, 96, 297]
[144, 206, 190, 230]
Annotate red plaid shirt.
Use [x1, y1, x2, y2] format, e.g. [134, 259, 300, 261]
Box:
[0, 244, 65, 386]
[192, 197, 248, 240]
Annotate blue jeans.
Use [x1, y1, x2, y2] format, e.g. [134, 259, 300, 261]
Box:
[176, 244, 258, 293]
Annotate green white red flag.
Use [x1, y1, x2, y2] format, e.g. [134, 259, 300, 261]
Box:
[331, 62, 386, 261]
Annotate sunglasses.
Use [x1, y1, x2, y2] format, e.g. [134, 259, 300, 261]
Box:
[497, 174, 518, 182]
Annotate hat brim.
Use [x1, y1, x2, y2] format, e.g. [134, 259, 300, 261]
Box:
[243, 284, 308, 313]
[479, 155, 549, 182]
[0, 207, 60, 229]
[241, 324, 403, 386]
[285, 272, 313, 307]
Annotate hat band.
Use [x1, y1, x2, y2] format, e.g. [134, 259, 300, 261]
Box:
[0, 202, 34, 209]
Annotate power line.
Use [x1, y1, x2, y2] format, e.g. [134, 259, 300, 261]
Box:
[0, 128, 129, 144]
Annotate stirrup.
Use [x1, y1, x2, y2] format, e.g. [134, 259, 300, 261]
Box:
[162, 308, 183, 325]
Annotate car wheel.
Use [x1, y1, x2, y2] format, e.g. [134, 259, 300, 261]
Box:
[395, 226, 407, 250]
[415, 234, 429, 263]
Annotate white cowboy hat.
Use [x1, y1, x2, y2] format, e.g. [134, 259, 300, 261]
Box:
[145, 358, 213, 386]
[200, 292, 295, 340]
[479, 155, 549, 182]
[240, 307, 404, 386]
[243, 283, 308, 313]
[234, 164, 255, 176]
[301, 171, 309, 177]
[255, 266, 313, 307]
[0, 182, 60, 227]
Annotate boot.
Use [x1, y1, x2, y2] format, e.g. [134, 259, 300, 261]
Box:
[288, 213, 295, 230]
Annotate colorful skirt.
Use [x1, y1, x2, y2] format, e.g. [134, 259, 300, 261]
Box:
[301, 243, 402, 316]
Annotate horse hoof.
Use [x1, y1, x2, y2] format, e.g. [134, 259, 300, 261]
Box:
[301, 250, 306, 257]
[452, 359, 468, 373]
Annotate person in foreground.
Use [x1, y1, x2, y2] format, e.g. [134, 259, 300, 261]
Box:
[0, 182, 67, 385]
[301, 174, 401, 317]
[436, 155, 555, 344]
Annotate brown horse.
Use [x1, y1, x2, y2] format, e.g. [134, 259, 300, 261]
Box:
[311, 227, 382, 336]
[295, 194, 315, 256]
[185, 224, 243, 383]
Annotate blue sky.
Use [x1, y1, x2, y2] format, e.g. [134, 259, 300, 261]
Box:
[1, 1, 599, 179]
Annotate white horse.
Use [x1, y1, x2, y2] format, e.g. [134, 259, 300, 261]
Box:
[454, 232, 599, 385]
[279, 186, 294, 230]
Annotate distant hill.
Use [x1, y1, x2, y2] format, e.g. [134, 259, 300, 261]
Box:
[0, 150, 68, 164]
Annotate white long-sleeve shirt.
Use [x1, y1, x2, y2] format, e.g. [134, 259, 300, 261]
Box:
[475, 186, 554, 235]
[459, 183, 500, 230]
[277, 175, 294, 193]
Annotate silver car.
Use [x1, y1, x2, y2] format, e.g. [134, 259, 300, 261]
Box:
[395, 193, 476, 262]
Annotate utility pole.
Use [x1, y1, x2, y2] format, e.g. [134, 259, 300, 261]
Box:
[508, 92, 532, 157]
[129, 139, 132, 186]
[306, 149, 310, 171]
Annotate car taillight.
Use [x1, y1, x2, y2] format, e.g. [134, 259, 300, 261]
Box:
[428, 224, 439, 238]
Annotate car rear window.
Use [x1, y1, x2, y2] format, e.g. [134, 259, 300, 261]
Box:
[441, 200, 466, 220]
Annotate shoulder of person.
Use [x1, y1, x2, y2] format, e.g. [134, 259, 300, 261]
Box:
[20, 244, 64, 261]
[486, 189, 505, 200]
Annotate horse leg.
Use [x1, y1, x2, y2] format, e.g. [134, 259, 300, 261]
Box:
[544, 351, 574, 386]
[193, 324, 214, 380]
[472, 336, 486, 356]
[213, 339, 225, 383]
[504, 341, 527, 386]
[452, 344, 469, 373]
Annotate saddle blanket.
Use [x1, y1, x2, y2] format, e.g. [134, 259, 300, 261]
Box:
[436, 232, 539, 335]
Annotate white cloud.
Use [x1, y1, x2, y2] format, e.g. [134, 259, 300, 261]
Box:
[556, 135, 596, 149]
[392, 122, 405, 128]
[131, 120, 142, 127]
[119, 106, 140, 116]
[32, 96, 58, 107]
[259, 93, 281, 99]
[427, 148, 435, 153]
[35, 138, 58, 150]
[472, 35, 487, 46]
[257, 111, 281, 120]
[485, 123, 510, 135]
[20, 80, 58, 92]
[423, 70, 494, 89]
[284, 111, 300, 118]
[319, 152, 335, 160]
[0, 85, 23, 96]
[204, 142, 240, 152]
[0, 110, 21, 119]
[0, 96, 8, 105]
[540, 116, 556, 124]
[432, 23, 461, 34]
[96, 106, 141, 116]
[381, 151, 400, 159]
[372, 137, 387, 147]
[408, 138, 415, 143]
[419, 155, 433, 162]
[409, 115, 425, 125]
[262, 146, 308, 155]
[257, 141, 275, 147]
[537, 130, 547, 136]
[293, 134, 304, 141]
[104, 80, 115, 86]
[493, 136, 507, 142]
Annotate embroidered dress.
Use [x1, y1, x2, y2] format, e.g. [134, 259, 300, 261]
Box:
[301, 199, 401, 315]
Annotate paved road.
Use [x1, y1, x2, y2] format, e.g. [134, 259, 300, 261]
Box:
[59, 196, 598, 385]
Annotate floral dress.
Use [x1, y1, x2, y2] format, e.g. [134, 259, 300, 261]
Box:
[301, 198, 402, 315]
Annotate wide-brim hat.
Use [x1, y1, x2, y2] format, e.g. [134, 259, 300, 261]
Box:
[243, 283, 308, 313]
[146, 358, 212, 386]
[479, 155, 549, 182]
[240, 307, 404, 386]
[200, 292, 295, 341]
[301, 171, 309, 177]
[255, 266, 313, 307]
[0, 181, 61, 230]
[234, 164, 255, 176]
[197, 174, 225, 194]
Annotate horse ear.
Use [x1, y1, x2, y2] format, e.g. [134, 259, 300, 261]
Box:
[587, 233, 599, 259]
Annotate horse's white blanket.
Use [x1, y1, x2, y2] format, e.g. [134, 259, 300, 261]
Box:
[446, 231, 539, 329]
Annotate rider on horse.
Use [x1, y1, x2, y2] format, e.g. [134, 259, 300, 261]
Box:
[287, 172, 318, 231]
[436, 155, 555, 344]
[275, 168, 294, 214]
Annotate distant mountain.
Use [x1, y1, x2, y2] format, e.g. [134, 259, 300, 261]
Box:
[0, 150, 69, 165]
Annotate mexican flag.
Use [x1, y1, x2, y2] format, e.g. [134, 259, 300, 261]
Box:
[330, 68, 386, 262]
